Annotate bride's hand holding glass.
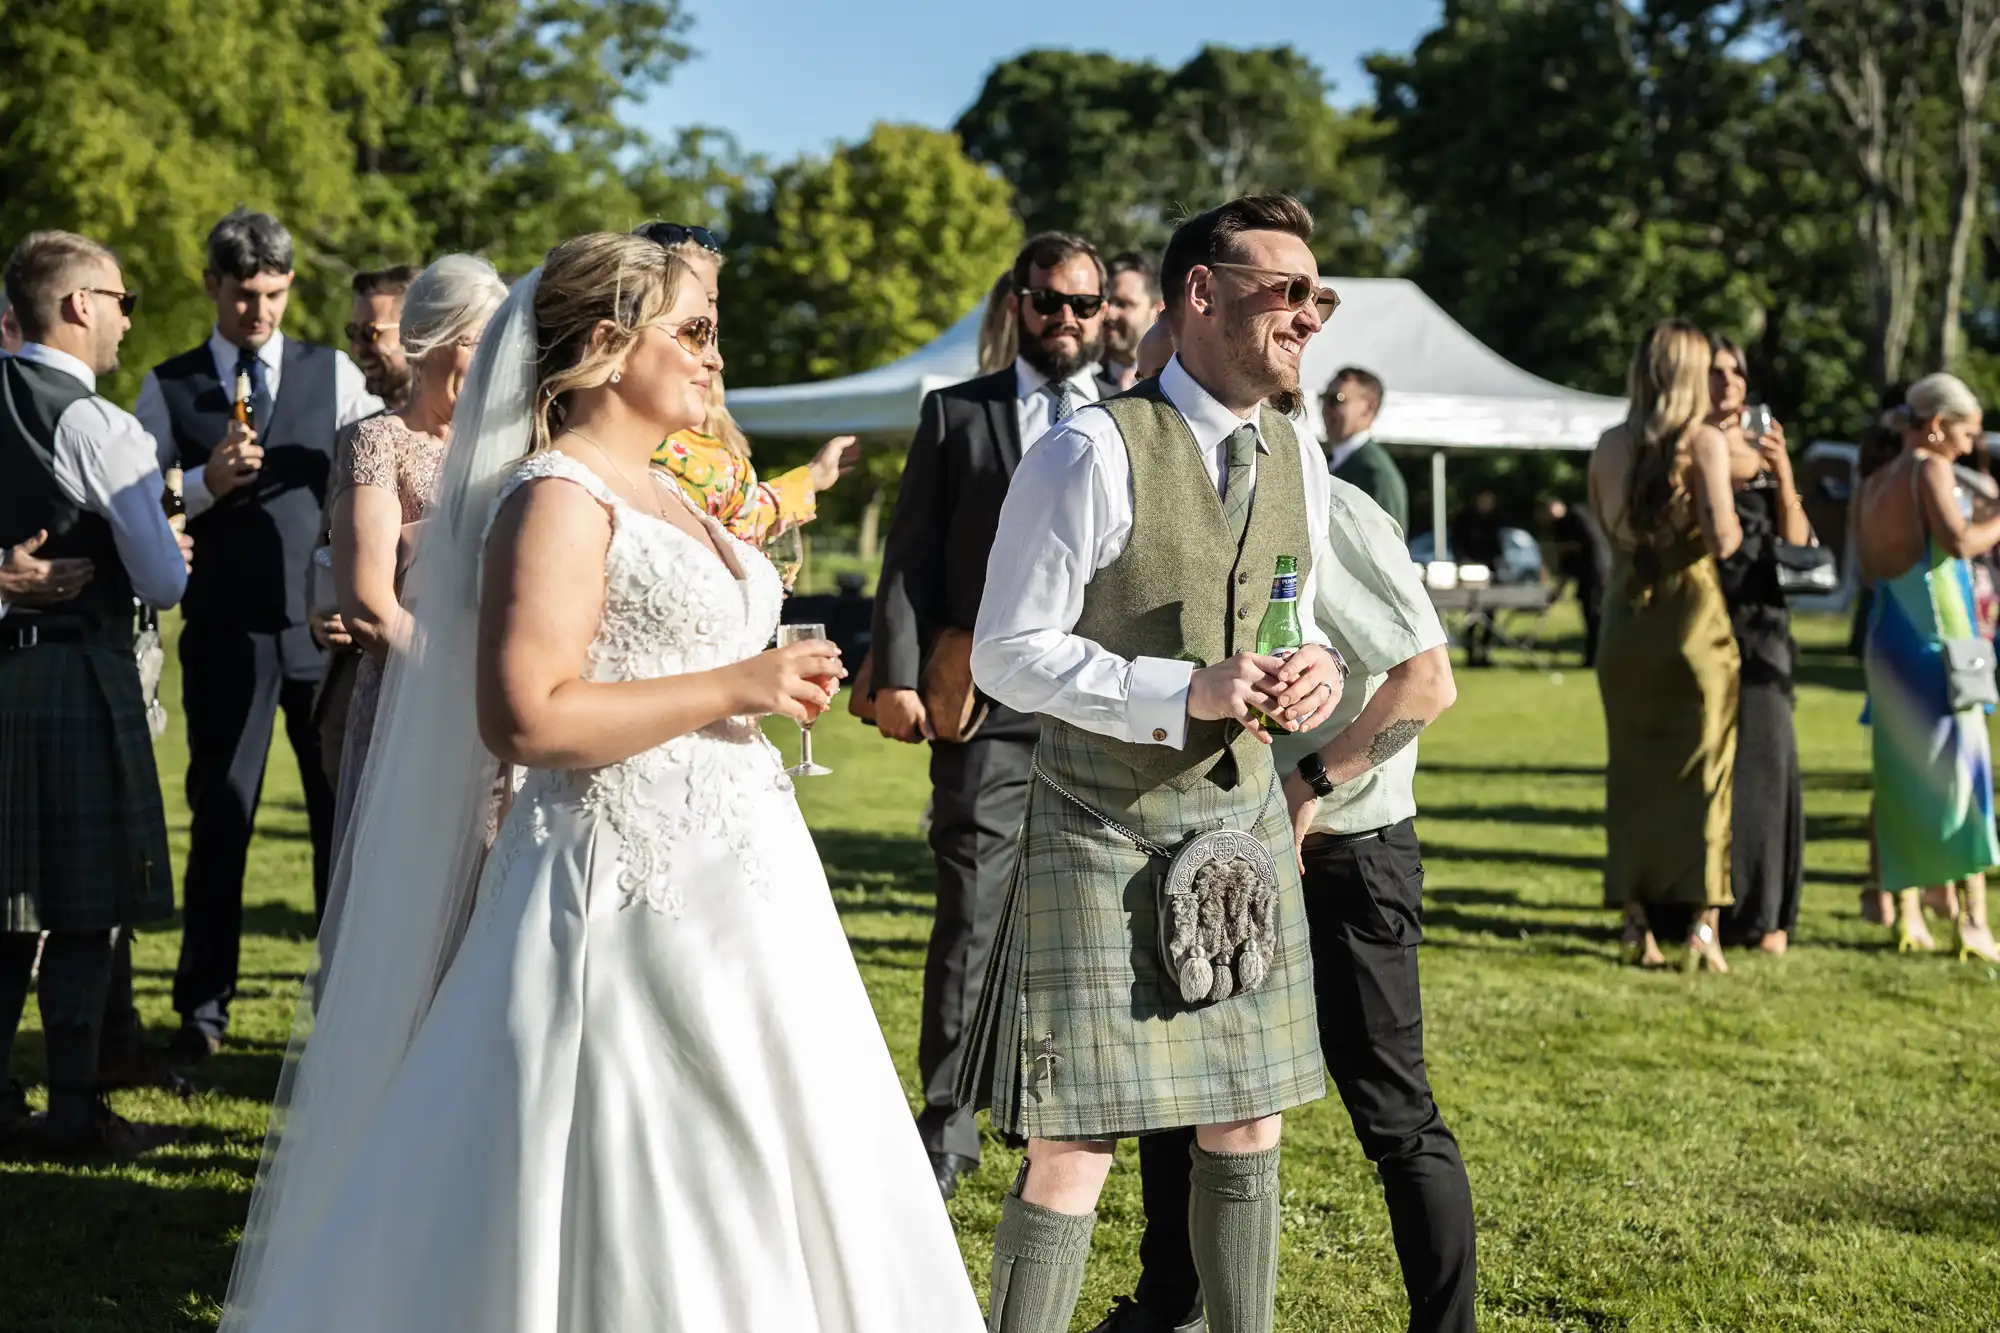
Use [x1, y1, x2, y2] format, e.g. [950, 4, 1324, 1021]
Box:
[733, 637, 845, 723]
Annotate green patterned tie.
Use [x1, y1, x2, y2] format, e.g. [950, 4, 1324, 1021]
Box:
[1219, 422, 1259, 546]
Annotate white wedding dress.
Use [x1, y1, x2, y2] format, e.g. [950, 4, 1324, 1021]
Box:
[243, 452, 983, 1332]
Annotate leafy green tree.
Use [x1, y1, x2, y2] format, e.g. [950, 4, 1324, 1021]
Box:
[721, 123, 1021, 387]
[0, 0, 407, 401]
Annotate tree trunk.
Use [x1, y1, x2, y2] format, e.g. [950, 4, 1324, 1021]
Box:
[858, 487, 882, 564]
[1938, 4, 2000, 371]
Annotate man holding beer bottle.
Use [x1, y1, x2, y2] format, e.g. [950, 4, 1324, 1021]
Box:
[963, 196, 1346, 1333]
[135, 209, 383, 1062]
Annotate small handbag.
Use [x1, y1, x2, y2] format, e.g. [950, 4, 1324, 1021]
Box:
[920, 626, 990, 743]
[1774, 541, 1838, 596]
[1944, 636, 1999, 712]
[1032, 763, 1280, 1007]
[309, 545, 339, 620]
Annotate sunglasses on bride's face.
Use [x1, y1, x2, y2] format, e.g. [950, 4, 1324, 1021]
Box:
[1207, 264, 1340, 321]
[665, 316, 718, 356]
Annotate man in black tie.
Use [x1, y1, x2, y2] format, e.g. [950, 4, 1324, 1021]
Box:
[873, 230, 1108, 1201]
[1322, 367, 1407, 533]
[135, 209, 383, 1060]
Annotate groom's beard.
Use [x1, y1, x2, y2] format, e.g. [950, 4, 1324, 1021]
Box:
[1019, 324, 1103, 384]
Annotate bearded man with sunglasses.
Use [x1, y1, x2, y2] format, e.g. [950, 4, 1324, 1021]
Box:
[135, 209, 383, 1063]
[959, 195, 1347, 1333]
[873, 230, 1115, 1203]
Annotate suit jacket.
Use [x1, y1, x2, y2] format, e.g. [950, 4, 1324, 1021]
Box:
[1331, 438, 1409, 535]
[873, 367, 1038, 739]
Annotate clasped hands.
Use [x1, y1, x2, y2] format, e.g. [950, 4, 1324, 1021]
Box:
[1186, 645, 1343, 741]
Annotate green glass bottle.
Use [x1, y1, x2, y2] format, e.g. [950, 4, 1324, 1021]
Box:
[1253, 555, 1302, 728]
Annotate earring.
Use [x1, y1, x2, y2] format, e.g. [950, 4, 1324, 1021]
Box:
[1928, 432, 1941, 443]
[610, 369, 623, 385]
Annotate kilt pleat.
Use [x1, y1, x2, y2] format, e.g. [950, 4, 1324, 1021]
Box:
[959, 729, 1325, 1140]
[0, 644, 174, 932]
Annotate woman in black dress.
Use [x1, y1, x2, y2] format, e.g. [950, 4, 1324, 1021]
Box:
[1709, 336, 1812, 953]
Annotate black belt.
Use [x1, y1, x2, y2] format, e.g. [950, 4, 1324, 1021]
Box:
[1301, 825, 1389, 851]
[0, 620, 114, 652]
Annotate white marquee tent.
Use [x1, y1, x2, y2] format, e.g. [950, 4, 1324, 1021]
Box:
[727, 276, 1626, 452]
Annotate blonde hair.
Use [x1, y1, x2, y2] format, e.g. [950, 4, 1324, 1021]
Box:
[1622, 318, 1714, 545]
[977, 269, 1017, 374]
[702, 372, 753, 458]
[531, 233, 691, 453]
[399, 254, 507, 361]
[3, 229, 117, 343]
[1908, 372, 1982, 427]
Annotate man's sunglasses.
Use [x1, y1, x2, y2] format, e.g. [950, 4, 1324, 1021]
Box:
[82, 288, 138, 317]
[636, 222, 722, 254]
[668, 315, 719, 355]
[1208, 264, 1340, 321]
[345, 320, 399, 344]
[1020, 288, 1105, 320]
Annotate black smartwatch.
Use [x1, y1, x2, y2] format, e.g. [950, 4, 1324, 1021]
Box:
[1296, 751, 1335, 798]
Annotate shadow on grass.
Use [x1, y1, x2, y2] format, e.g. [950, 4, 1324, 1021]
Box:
[1422, 905, 1616, 945]
[814, 828, 939, 915]
[1806, 812, 1868, 842]
[1427, 886, 1591, 914]
[1803, 770, 1873, 792]
[1423, 842, 1605, 873]
[1422, 803, 1601, 829]
[0, 1166, 244, 1331]
[1420, 762, 1603, 779]
[1794, 654, 1864, 694]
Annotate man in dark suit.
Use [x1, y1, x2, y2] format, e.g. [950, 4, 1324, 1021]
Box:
[135, 210, 383, 1060]
[1321, 366, 1408, 533]
[873, 230, 1109, 1201]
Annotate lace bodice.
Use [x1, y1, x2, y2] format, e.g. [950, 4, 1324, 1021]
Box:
[486, 450, 792, 913]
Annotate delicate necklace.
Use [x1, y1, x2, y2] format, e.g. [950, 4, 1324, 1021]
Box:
[568, 428, 666, 522]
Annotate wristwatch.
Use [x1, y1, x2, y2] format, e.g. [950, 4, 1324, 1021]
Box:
[1296, 751, 1336, 798]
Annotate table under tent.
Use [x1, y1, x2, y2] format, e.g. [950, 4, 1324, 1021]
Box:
[731, 277, 1626, 666]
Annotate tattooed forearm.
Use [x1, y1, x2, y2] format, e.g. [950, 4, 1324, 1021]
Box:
[1365, 718, 1427, 768]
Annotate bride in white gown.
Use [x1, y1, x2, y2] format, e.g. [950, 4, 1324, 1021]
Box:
[220, 233, 985, 1333]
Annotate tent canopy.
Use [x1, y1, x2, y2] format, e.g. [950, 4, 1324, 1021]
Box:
[728, 277, 1626, 451]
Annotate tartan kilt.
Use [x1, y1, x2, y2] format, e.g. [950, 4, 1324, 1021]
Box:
[957, 725, 1325, 1140]
[0, 643, 174, 933]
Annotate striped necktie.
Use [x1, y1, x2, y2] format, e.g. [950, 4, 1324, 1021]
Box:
[1219, 423, 1259, 545]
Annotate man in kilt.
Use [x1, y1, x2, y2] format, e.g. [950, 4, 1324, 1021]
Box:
[0, 231, 190, 1155]
[961, 196, 1350, 1333]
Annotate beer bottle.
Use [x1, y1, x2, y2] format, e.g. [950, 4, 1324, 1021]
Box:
[233, 367, 255, 431]
[1252, 555, 1303, 729]
[161, 464, 186, 535]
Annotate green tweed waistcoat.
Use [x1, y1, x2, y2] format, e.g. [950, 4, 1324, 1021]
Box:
[1045, 379, 1313, 793]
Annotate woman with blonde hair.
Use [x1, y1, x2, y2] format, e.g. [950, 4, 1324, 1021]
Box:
[977, 267, 1018, 373]
[327, 253, 507, 855]
[221, 232, 984, 1332]
[1855, 371, 2000, 960]
[1590, 318, 1742, 971]
[636, 222, 856, 543]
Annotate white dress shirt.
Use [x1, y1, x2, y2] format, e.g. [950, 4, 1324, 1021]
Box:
[133, 327, 383, 520]
[1272, 477, 1447, 833]
[973, 355, 1334, 750]
[0, 343, 188, 618]
[1014, 356, 1100, 455]
[1325, 429, 1372, 475]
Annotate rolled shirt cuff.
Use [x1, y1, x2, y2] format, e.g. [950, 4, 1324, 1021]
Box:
[1128, 655, 1192, 748]
[183, 466, 217, 519]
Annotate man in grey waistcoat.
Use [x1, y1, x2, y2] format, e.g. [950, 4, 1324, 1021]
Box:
[960, 195, 1350, 1333]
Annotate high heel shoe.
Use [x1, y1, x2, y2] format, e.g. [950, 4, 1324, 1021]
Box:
[1896, 919, 1937, 953]
[1683, 920, 1728, 974]
[1955, 916, 2000, 964]
[1619, 910, 1665, 968]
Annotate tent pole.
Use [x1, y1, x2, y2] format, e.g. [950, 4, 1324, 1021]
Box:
[1432, 449, 1449, 560]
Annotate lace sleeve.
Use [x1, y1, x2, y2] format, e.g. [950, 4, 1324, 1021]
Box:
[332, 415, 403, 500]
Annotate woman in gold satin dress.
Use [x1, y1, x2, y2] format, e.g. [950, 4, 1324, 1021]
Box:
[1589, 319, 1744, 971]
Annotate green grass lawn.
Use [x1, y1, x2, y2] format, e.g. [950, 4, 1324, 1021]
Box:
[3, 610, 1998, 1331]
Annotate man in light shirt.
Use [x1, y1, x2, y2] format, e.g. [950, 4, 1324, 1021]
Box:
[0, 230, 191, 1156]
[1100, 251, 1164, 392]
[135, 209, 383, 1061]
[961, 195, 1348, 1333]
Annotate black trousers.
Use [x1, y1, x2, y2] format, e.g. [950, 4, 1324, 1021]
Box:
[172, 626, 334, 1037]
[1136, 821, 1477, 1332]
[1579, 578, 1605, 668]
[915, 729, 1034, 1162]
[1724, 683, 1804, 945]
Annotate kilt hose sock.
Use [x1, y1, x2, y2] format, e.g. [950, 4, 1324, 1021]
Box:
[988, 1186, 1097, 1333]
[0, 932, 35, 1075]
[1, 929, 114, 1139]
[1190, 1143, 1282, 1333]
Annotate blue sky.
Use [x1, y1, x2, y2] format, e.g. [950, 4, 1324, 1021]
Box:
[632, 0, 1445, 162]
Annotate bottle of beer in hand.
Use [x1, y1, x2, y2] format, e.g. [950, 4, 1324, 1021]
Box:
[233, 367, 255, 431]
[1252, 555, 1302, 730]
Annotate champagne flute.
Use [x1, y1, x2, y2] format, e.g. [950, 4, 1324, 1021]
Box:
[777, 622, 834, 777]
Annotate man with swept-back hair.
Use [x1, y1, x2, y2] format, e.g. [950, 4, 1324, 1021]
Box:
[136, 208, 382, 1063]
[347, 264, 421, 409]
[872, 228, 1112, 1204]
[1101, 251, 1164, 392]
[960, 195, 1349, 1333]
[0, 229, 190, 1155]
